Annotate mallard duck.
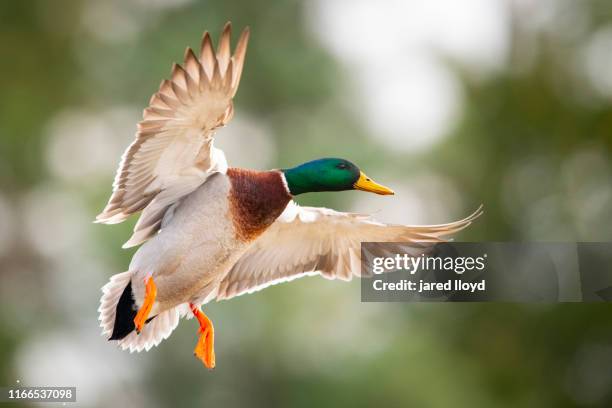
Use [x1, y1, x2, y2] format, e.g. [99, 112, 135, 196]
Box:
[97, 22, 482, 369]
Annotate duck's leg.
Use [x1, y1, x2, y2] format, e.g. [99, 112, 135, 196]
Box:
[189, 303, 215, 369]
[133, 276, 157, 334]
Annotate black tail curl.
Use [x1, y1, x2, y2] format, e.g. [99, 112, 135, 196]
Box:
[109, 281, 137, 340]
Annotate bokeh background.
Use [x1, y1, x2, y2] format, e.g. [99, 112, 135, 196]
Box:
[1, 0, 612, 407]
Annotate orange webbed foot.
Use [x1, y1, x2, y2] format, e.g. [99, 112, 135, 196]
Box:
[133, 276, 157, 334]
[190, 303, 215, 369]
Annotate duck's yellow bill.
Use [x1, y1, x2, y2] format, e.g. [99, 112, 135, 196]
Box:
[353, 171, 395, 195]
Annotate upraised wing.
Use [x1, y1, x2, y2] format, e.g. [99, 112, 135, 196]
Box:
[96, 23, 250, 248]
[216, 202, 483, 300]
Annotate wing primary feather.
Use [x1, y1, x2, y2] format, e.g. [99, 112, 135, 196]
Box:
[170, 63, 188, 91]
[223, 60, 234, 89]
[158, 92, 180, 110]
[149, 93, 170, 110]
[170, 80, 191, 104]
[159, 79, 175, 97]
[217, 22, 232, 74]
[231, 27, 250, 96]
[144, 107, 174, 119]
[211, 58, 222, 90]
[200, 32, 215, 79]
[183, 47, 201, 82]
[183, 69, 197, 99]
[137, 120, 166, 131]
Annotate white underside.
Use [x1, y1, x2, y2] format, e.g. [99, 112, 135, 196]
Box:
[99, 171, 254, 352]
[129, 172, 251, 313]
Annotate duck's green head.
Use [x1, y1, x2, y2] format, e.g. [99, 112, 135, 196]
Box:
[281, 158, 394, 196]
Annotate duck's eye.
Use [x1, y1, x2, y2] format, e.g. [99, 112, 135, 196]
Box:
[336, 163, 348, 170]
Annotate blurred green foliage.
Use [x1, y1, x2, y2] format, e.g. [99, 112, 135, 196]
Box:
[1, 1, 612, 407]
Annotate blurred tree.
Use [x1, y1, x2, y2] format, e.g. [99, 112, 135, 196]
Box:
[1, 1, 612, 407]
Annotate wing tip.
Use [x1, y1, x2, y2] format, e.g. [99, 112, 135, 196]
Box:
[467, 204, 484, 223]
[239, 26, 251, 45]
[183, 46, 197, 62]
[95, 210, 129, 225]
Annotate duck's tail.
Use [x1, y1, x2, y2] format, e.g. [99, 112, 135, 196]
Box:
[98, 271, 180, 352]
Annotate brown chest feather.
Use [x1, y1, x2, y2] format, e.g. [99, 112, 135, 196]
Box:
[227, 168, 292, 241]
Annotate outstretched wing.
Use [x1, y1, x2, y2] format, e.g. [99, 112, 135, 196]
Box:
[96, 23, 250, 248]
[216, 203, 483, 300]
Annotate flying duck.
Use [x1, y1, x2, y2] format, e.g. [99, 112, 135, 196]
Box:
[97, 22, 482, 369]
